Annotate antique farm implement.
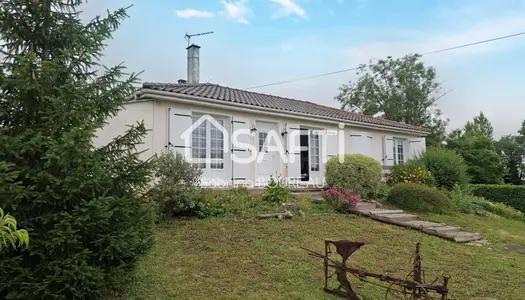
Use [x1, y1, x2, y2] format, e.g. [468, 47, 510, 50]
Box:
[302, 240, 453, 300]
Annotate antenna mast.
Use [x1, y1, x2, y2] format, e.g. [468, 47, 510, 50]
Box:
[185, 31, 214, 47]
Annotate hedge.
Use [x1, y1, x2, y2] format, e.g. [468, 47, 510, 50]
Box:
[386, 182, 456, 214]
[471, 184, 525, 212]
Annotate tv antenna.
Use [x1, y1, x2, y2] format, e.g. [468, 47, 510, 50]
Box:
[184, 31, 214, 47]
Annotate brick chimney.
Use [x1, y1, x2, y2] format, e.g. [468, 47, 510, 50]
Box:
[187, 44, 200, 84]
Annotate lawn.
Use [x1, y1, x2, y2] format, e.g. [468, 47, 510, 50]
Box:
[121, 208, 525, 300]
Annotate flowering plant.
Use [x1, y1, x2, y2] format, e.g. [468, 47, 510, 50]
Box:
[323, 186, 361, 212]
[387, 164, 434, 187]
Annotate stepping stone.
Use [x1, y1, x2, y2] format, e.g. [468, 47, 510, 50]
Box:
[447, 231, 482, 243]
[311, 197, 324, 204]
[372, 213, 418, 222]
[466, 240, 490, 247]
[403, 221, 446, 229]
[425, 226, 461, 233]
[369, 209, 404, 215]
[355, 203, 377, 211]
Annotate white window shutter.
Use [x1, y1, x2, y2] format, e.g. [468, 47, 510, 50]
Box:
[287, 124, 302, 183]
[382, 135, 395, 167]
[409, 138, 426, 159]
[231, 116, 252, 183]
[168, 108, 193, 158]
[325, 128, 339, 158]
[349, 132, 363, 154]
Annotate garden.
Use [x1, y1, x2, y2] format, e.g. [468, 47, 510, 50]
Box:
[2, 1, 525, 299]
[114, 149, 525, 299]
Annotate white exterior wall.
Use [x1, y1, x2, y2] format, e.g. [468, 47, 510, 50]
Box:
[93, 101, 155, 160]
[94, 97, 426, 187]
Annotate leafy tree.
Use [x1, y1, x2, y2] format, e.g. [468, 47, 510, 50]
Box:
[464, 112, 493, 138]
[496, 135, 522, 185]
[0, 208, 29, 249]
[335, 54, 449, 147]
[0, 1, 155, 299]
[445, 113, 505, 184]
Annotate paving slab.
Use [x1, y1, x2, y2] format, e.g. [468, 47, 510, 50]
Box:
[372, 213, 418, 222]
[402, 221, 446, 229]
[447, 231, 482, 243]
[369, 209, 404, 215]
[425, 226, 461, 233]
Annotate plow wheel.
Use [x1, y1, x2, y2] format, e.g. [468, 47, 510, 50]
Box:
[384, 283, 437, 300]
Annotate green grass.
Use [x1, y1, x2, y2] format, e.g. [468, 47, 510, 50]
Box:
[121, 209, 525, 300]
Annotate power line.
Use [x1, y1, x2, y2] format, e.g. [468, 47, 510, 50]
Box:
[246, 31, 525, 90]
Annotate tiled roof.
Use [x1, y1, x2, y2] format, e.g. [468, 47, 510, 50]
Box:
[141, 82, 429, 133]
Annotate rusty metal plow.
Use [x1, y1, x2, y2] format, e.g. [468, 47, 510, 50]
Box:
[302, 240, 455, 300]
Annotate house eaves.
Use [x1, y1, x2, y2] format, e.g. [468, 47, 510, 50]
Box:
[139, 88, 430, 136]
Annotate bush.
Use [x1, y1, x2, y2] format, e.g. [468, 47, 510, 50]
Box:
[417, 147, 469, 190]
[198, 187, 264, 217]
[386, 183, 456, 214]
[488, 202, 525, 221]
[294, 193, 312, 213]
[449, 184, 477, 214]
[323, 186, 361, 212]
[372, 182, 391, 203]
[261, 176, 290, 203]
[150, 152, 203, 218]
[471, 184, 525, 212]
[386, 162, 434, 186]
[325, 154, 382, 199]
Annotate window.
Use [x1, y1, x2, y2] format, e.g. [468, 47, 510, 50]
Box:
[192, 116, 207, 169]
[310, 131, 320, 171]
[393, 138, 405, 165]
[259, 132, 268, 152]
[210, 120, 224, 169]
[191, 115, 225, 170]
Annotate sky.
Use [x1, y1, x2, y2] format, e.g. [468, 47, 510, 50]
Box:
[79, 0, 525, 138]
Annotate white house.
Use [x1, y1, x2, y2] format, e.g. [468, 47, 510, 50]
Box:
[94, 44, 428, 188]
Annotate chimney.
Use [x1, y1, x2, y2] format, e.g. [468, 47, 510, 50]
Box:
[187, 44, 200, 84]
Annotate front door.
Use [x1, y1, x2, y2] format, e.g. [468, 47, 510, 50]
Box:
[256, 121, 280, 185]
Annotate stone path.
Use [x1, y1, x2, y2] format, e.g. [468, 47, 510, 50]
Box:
[293, 191, 485, 244]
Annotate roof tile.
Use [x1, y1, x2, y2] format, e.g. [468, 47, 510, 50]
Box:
[142, 82, 429, 133]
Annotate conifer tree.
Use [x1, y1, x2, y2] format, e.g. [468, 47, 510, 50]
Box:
[0, 1, 155, 299]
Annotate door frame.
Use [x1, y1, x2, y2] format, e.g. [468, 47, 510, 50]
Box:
[299, 125, 325, 185]
[254, 119, 283, 185]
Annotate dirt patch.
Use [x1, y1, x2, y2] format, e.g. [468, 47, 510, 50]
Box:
[502, 244, 525, 254]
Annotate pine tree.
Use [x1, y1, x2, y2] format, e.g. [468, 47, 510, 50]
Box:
[0, 1, 155, 299]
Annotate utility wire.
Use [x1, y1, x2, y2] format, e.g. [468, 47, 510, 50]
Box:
[246, 31, 525, 90]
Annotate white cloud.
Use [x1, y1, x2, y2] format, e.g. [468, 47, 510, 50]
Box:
[175, 9, 214, 19]
[270, 0, 307, 19]
[221, 0, 251, 24]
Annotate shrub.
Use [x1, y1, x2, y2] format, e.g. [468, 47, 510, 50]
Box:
[372, 182, 391, 203]
[294, 193, 312, 213]
[449, 184, 476, 214]
[150, 152, 203, 218]
[488, 202, 525, 221]
[194, 189, 228, 218]
[323, 186, 361, 212]
[386, 162, 434, 187]
[386, 183, 456, 214]
[325, 154, 382, 199]
[261, 176, 290, 203]
[417, 147, 469, 190]
[471, 184, 525, 213]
